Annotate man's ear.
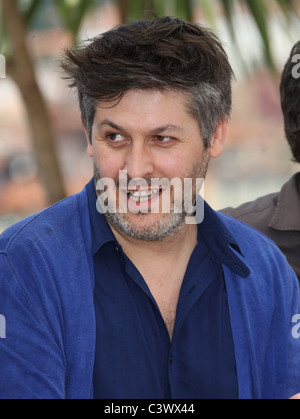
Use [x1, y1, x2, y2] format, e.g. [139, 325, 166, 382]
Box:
[208, 120, 227, 159]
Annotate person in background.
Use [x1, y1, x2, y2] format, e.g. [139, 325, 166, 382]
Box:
[0, 17, 299, 400]
[222, 41, 300, 283]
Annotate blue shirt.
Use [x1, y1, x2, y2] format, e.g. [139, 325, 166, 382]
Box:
[87, 180, 240, 399]
[0, 183, 299, 399]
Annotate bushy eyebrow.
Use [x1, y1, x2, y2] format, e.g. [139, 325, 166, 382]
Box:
[96, 120, 123, 132]
[96, 119, 185, 135]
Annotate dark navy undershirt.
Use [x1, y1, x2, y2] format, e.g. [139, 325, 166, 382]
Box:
[87, 179, 241, 399]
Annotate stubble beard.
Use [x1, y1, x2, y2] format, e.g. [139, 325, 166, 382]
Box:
[93, 155, 209, 242]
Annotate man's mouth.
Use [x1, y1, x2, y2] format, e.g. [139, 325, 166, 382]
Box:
[126, 188, 161, 203]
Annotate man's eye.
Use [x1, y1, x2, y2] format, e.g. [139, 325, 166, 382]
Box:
[154, 135, 174, 143]
[106, 133, 126, 143]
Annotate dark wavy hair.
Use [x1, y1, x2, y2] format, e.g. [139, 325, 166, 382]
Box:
[61, 16, 234, 147]
[280, 41, 300, 163]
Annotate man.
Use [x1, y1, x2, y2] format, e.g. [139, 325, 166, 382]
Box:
[222, 41, 300, 283]
[0, 17, 299, 400]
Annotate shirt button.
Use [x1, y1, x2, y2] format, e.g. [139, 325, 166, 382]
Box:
[169, 354, 173, 364]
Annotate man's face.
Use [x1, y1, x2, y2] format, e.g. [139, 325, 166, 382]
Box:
[87, 89, 225, 241]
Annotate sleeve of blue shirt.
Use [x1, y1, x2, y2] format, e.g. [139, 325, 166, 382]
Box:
[0, 193, 95, 400]
[0, 252, 66, 399]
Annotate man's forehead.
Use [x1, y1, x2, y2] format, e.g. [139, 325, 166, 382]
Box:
[95, 118, 186, 135]
[93, 88, 194, 131]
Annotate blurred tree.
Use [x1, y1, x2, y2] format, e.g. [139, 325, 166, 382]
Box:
[215, 0, 299, 72]
[53, 0, 99, 44]
[0, 0, 98, 205]
[116, 0, 193, 23]
[1, 0, 66, 205]
[118, 0, 299, 71]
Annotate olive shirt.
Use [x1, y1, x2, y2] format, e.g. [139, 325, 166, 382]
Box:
[222, 172, 300, 283]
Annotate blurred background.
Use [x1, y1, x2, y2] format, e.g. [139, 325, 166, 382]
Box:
[0, 0, 300, 232]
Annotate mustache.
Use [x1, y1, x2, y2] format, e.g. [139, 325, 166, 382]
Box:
[93, 159, 209, 189]
[115, 176, 153, 188]
[94, 163, 149, 186]
[94, 165, 172, 189]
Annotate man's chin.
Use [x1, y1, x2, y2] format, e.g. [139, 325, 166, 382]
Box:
[105, 211, 186, 242]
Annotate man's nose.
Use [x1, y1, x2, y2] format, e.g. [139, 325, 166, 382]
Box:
[124, 143, 155, 180]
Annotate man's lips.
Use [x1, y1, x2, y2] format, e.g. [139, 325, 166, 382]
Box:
[119, 188, 163, 203]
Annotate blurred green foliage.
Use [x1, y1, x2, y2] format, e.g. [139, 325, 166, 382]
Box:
[1, 0, 299, 68]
